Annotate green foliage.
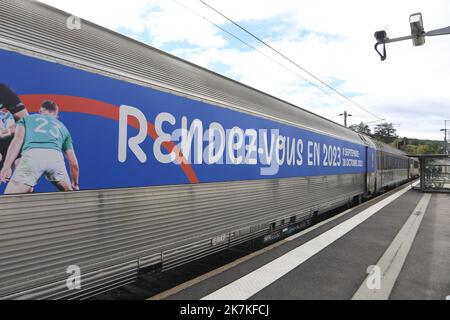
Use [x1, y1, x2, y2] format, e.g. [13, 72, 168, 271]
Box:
[389, 137, 444, 155]
[373, 122, 398, 144]
[349, 122, 371, 135]
[348, 121, 444, 154]
[358, 122, 444, 155]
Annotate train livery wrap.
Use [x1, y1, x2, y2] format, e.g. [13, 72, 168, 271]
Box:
[0, 49, 373, 195]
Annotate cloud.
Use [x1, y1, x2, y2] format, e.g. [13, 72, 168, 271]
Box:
[39, 0, 450, 140]
[41, 0, 151, 32]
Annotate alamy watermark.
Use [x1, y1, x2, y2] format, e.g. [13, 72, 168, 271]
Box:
[365, 265, 381, 290]
[66, 265, 81, 290]
[66, 15, 81, 30]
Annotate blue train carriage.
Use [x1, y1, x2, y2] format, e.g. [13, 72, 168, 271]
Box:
[0, 0, 407, 299]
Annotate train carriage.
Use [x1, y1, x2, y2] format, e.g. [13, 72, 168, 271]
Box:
[409, 157, 420, 179]
[0, 0, 414, 299]
[373, 141, 411, 191]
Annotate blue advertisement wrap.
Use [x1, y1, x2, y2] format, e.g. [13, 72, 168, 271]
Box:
[0, 49, 374, 195]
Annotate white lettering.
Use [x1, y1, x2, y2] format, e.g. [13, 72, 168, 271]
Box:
[181, 117, 203, 164]
[118, 105, 148, 163]
[245, 129, 258, 165]
[205, 122, 225, 164]
[227, 127, 244, 164]
[296, 139, 303, 166]
[153, 112, 176, 164]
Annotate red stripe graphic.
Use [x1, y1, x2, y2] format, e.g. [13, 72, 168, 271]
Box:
[19, 94, 200, 184]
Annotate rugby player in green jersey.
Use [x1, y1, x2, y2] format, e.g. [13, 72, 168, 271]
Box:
[0, 100, 79, 194]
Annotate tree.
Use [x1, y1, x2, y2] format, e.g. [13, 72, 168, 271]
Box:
[390, 137, 406, 150]
[427, 143, 442, 154]
[373, 122, 398, 144]
[349, 122, 372, 135]
[403, 144, 418, 154]
[416, 144, 430, 154]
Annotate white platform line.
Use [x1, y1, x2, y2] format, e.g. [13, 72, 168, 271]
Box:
[352, 192, 431, 300]
[202, 182, 418, 300]
[285, 208, 353, 241]
[151, 191, 367, 300]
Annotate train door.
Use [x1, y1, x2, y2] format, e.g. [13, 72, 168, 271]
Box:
[364, 146, 368, 194]
[377, 149, 382, 191]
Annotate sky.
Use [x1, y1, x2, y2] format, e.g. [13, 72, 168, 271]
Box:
[40, 0, 450, 140]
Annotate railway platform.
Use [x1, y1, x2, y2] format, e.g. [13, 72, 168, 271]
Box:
[149, 181, 450, 300]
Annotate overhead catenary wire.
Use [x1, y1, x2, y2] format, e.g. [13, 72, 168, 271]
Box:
[172, 0, 310, 84]
[364, 118, 387, 125]
[172, 0, 367, 119]
[171, 0, 355, 112]
[197, 0, 384, 121]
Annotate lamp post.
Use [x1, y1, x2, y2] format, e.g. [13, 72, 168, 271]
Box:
[441, 120, 450, 154]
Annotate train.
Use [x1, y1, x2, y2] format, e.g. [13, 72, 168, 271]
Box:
[0, 0, 419, 299]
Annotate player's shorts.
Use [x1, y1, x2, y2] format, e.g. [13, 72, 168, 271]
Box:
[11, 148, 70, 187]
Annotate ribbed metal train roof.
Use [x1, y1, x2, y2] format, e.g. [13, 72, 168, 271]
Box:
[0, 0, 368, 145]
[373, 140, 406, 156]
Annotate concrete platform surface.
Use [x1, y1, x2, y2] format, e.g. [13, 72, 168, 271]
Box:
[151, 183, 450, 300]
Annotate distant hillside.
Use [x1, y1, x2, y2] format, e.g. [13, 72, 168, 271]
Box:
[387, 137, 445, 155]
[349, 122, 445, 155]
